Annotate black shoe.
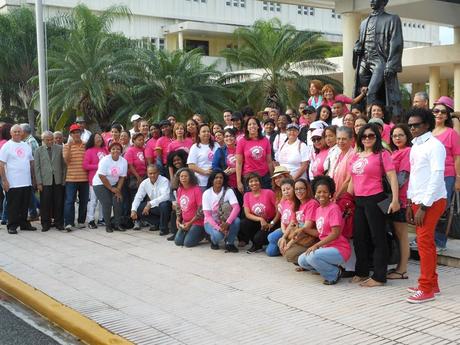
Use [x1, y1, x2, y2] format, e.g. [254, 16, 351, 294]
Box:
[225, 244, 239, 253]
[247, 246, 263, 254]
[21, 224, 37, 231]
[41, 226, 50, 232]
[1, 220, 7, 225]
[88, 221, 97, 229]
[113, 225, 125, 232]
[56, 225, 65, 231]
[167, 234, 176, 241]
[210, 243, 219, 250]
[149, 225, 159, 231]
[106, 226, 113, 233]
[159, 230, 168, 236]
[7, 228, 18, 234]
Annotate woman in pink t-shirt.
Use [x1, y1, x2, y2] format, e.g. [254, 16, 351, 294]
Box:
[266, 178, 298, 257]
[308, 128, 329, 179]
[155, 121, 173, 166]
[388, 124, 412, 280]
[282, 178, 319, 263]
[83, 133, 108, 228]
[167, 122, 193, 158]
[348, 123, 400, 287]
[173, 168, 205, 247]
[236, 117, 273, 193]
[297, 176, 351, 285]
[239, 173, 277, 253]
[124, 133, 147, 208]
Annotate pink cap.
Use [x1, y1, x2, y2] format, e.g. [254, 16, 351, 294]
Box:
[434, 96, 454, 111]
[311, 128, 324, 138]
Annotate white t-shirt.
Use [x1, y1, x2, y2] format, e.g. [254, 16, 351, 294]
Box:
[0, 140, 33, 188]
[187, 143, 219, 187]
[92, 155, 128, 186]
[275, 139, 311, 178]
[272, 132, 288, 157]
[332, 116, 344, 127]
[202, 187, 238, 223]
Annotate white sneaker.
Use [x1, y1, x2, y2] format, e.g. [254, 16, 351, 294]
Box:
[64, 225, 73, 232]
[436, 246, 447, 255]
[133, 221, 141, 230]
[409, 239, 418, 250]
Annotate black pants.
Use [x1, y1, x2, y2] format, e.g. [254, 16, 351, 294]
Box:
[353, 193, 389, 283]
[40, 183, 64, 228]
[239, 218, 272, 249]
[7, 186, 31, 230]
[136, 200, 172, 232]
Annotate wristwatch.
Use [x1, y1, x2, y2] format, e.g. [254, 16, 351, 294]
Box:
[420, 204, 428, 211]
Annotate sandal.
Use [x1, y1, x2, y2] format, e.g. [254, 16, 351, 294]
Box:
[359, 278, 384, 287]
[387, 271, 408, 280]
[350, 276, 369, 284]
[295, 267, 306, 272]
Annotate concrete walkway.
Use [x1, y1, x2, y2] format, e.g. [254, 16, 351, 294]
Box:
[0, 228, 459, 345]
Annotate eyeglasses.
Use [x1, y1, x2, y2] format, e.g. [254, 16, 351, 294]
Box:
[408, 122, 423, 129]
[311, 137, 322, 142]
[361, 133, 376, 140]
[391, 134, 406, 139]
[433, 108, 448, 115]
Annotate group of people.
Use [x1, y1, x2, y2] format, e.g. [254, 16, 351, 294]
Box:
[0, 81, 458, 305]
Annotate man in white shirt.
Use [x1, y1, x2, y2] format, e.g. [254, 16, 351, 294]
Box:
[130, 165, 172, 235]
[129, 114, 142, 137]
[331, 100, 345, 127]
[76, 116, 92, 143]
[406, 107, 447, 304]
[0, 125, 36, 233]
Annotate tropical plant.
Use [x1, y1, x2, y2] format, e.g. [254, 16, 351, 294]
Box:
[221, 18, 339, 111]
[117, 47, 230, 123]
[45, 4, 133, 129]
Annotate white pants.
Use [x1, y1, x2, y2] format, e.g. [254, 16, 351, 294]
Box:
[87, 186, 103, 222]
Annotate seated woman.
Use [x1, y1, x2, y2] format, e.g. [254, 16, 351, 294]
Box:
[239, 173, 277, 253]
[281, 178, 319, 263]
[297, 176, 351, 285]
[173, 168, 206, 247]
[266, 178, 298, 257]
[203, 171, 241, 253]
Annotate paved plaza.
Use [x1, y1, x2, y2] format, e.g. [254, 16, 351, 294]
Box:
[0, 228, 459, 345]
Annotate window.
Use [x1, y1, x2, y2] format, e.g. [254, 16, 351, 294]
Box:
[185, 39, 209, 56]
[228, 0, 245, 7]
[159, 38, 165, 50]
[263, 1, 281, 12]
[298, 5, 315, 16]
[331, 9, 341, 19]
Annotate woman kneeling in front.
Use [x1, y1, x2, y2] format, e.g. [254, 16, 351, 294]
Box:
[297, 176, 351, 285]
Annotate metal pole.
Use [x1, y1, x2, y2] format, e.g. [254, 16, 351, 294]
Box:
[35, 0, 49, 132]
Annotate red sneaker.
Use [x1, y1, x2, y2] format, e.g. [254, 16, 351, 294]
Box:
[407, 286, 441, 295]
[407, 290, 435, 304]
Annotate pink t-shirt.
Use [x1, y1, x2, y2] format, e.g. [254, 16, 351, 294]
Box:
[226, 145, 237, 188]
[177, 185, 203, 226]
[83, 147, 108, 186]
[310, 149, 329, 177]
[296, 199, 319, 226]
[236, 137, 272, 177]
[314, 202, 351, 261]
[144, 138, 157, 162]
[350, 150, 395, 197]
[382, 122, 395, 143]
[156, 136, 173, 164]
[124, 146, 146, 177]
[278, 199, 296, 226]
[167, 138, 193, 155]
[243, 189, 276, 221]
[391, 147, 411, 206]
[299, 116, 309, 127]
[435, 128, 460, 177]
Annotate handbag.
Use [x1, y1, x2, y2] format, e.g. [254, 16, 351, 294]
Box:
[217, 188, 232, 223]
[377, 151, 393, 215]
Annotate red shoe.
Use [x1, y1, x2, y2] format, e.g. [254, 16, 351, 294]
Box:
[407, 286, 441, 295]
[407, 290, 435, 304]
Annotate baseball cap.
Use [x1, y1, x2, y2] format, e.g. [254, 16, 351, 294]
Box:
[159, 119, 171, 127]
[311, 128, 324, 138]
[69, 123, 81, 133]
[231, 112, 243, 121]
[130, 114, 141, 122]
[309, 120, 328, 130]
[286, 123, 299, 131]
[303, 106, 316, 114]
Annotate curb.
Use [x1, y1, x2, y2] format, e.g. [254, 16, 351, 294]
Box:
[0, 269, 134, 345]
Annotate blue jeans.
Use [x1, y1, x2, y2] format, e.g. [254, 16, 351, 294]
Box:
[435, 176, 455, 248]
[2, 198, 7, 223]
[64, 182, 89, 226]
[204, 218, 240, 245]
[266, 228, 283, 256]
[175, 225, 206, 247]
[298, 247, 345, 281]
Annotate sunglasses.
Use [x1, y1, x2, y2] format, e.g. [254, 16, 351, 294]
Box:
[311, 137, 322, 142]
[361, 133, 376, 140]
[433, 108, 448, 115]
[408, 122, 423, 129]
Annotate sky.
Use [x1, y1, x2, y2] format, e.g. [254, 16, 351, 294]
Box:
[440, 26, 454, 44]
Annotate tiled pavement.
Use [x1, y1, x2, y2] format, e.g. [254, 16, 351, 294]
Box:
[0, 228, 459, 345]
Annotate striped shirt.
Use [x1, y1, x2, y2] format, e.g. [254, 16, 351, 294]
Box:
[63, 142, 88, 182]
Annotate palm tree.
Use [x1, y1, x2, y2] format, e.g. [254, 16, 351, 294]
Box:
[117, 47, 230, 123]
[46, 4, 132, 129]
[221, 18, 339, 111]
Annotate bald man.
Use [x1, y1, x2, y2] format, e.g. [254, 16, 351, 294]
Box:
[0, 125, 36, 233]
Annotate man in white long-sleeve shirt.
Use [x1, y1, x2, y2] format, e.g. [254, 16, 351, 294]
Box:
[130, 165, 172, 235]
[406, 108, 447, 304]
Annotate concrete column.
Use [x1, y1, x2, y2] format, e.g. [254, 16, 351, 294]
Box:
[454, 64, 460, 111]
[440, 79, 449, 96]
[454, 27, 460, 45]
[429, 66, 440, 108]
[341, 12, 361, 97]
[178, 31, 184, 50]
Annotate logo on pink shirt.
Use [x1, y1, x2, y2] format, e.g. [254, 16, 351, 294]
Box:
[137, 152, 145, 162]
[281, 209, 292, 224]
[250, 146, 264, 160]
[110, 166, 120, 177]
[252, 203, 266, 217]
[351, 157, 368, 175]
[227, 154, 236, 166]
[16, 147, 25, 158]
[208, 151, 214, 161]
[316, 217, 324, 235]
[179, 195, 190, 211]
[296, 211, 303, 223]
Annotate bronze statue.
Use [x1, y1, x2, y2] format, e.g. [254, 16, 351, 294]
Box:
[353, 0, 403, 120]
